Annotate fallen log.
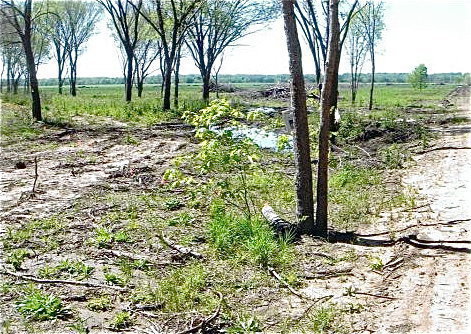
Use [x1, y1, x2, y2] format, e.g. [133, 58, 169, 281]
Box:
[261, 204, 297, 235]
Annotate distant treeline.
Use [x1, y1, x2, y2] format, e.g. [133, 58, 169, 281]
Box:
[37, 72, 469, 87]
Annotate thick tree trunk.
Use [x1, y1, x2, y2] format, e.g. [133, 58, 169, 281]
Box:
[368, 51, 375, 110]
[125, 51, 133, 102]
[137, 81, 143, 97]
[202, 72, 211, 101]
[281, 0, 315, 234]
[316, 0, 340, 238]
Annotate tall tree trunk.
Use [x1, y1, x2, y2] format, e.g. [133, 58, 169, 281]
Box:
[137, 81, 143, 97]
[6, 58, 11, 93]
[125, 51, 133, 102]
[162, 58, 172, 110]
[202, 71, 211, 101]
[174, 47, 181, 109]
[315, 0, 340, 238]
[281, 0, 315, 234]
[23, 22, 42, 120]
[368, 51, 375, 110]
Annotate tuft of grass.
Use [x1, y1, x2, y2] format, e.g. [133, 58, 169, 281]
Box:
[91, 227, 130, 248]
[164, 198, 183, 211]
[16, 287, 65, 321]
[307, 305, 343, 333]
[207, 206, 294, 268]
[379, 143, 411, 169]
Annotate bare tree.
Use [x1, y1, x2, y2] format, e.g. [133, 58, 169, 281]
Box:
[186, 0, 277, 101]
[316, 0, 341, 237]
[131, 0, 202, 110]
[133, 25, 161, 97]
[62, 1, 102, 96]
[98, 0, 142, 101]
[358, 0, 384, 110]
[294, 0, 358, 131]
[40, 1, 69, 94]
[281, 0, 315, 235]
[346, 15, 367, 104]
[1, 0, 42, 120]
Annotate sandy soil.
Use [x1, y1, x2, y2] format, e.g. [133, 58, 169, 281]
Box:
[370, 85, 471, 333]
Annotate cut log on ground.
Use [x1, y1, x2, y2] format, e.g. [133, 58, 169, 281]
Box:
[262, 204, 297, 235]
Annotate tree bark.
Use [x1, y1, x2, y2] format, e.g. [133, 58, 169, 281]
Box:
[281, 0, 315, 234]
[368, 51, 375, 110]
[125, 50, 133, 102]
[22, 3, 41, 121]
[174, 46, 181, 108]
[316, 0, 341, 238]
[202, 71, 211, 101]
[162, 57, 172, 110]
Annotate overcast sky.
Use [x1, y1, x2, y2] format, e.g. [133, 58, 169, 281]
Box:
[36, 0, 471, 79]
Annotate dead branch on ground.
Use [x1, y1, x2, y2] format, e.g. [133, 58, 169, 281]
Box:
[416, 146, 471, 155]
[158, 234, 203, 259]
[176, 291, 223, 334]
[32, 157, 39, 192]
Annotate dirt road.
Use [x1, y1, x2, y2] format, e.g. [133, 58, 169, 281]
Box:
[371, 86, 471, 333]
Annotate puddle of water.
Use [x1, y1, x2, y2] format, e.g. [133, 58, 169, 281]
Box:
[215, 126, 292, 150]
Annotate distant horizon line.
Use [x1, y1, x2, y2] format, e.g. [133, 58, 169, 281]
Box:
[36, 71, 469, 80]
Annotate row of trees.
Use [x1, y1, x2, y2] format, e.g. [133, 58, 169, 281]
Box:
[0, 0, 279, 119]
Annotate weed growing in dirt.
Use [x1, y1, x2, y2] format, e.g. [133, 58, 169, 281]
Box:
[6, 249, 32, 270]
[87, 295, 112, 311]
[379, 143, 411, 169]
[16, 286, 65, 321]
[91, 227, 130, 248]
[110, 311, 132, 329]
[307, 304, 344, 333]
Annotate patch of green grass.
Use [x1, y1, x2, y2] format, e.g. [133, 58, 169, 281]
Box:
[307, 305, 343, 333]
[329, 164, 384, 230]
[207, 206, 294, 268]
[91, 227, 130, 248]
[38, 260, 94, 280]
[131, 263, 215, 313]
[16, 286, 65, 321]
[379, 143, 411, 169]
[168, 212, 195, 226]
[164, 198, 183, 211]
[87, 295, 112, 311]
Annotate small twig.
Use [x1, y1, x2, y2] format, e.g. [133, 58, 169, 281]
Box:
[354, 291, 397, 300]
[176, 291, 223, 334]
[268, 266, 307, 299]
[354, 145, 371, 157]
[158, 234, 203, 259]
[32, 156, 39, 193]
[1, 269, 127, 292]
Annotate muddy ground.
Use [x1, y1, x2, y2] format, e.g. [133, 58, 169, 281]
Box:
[1, 86, 470, 333]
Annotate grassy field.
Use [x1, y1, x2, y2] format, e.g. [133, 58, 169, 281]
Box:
[0, 82, 461, 333]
